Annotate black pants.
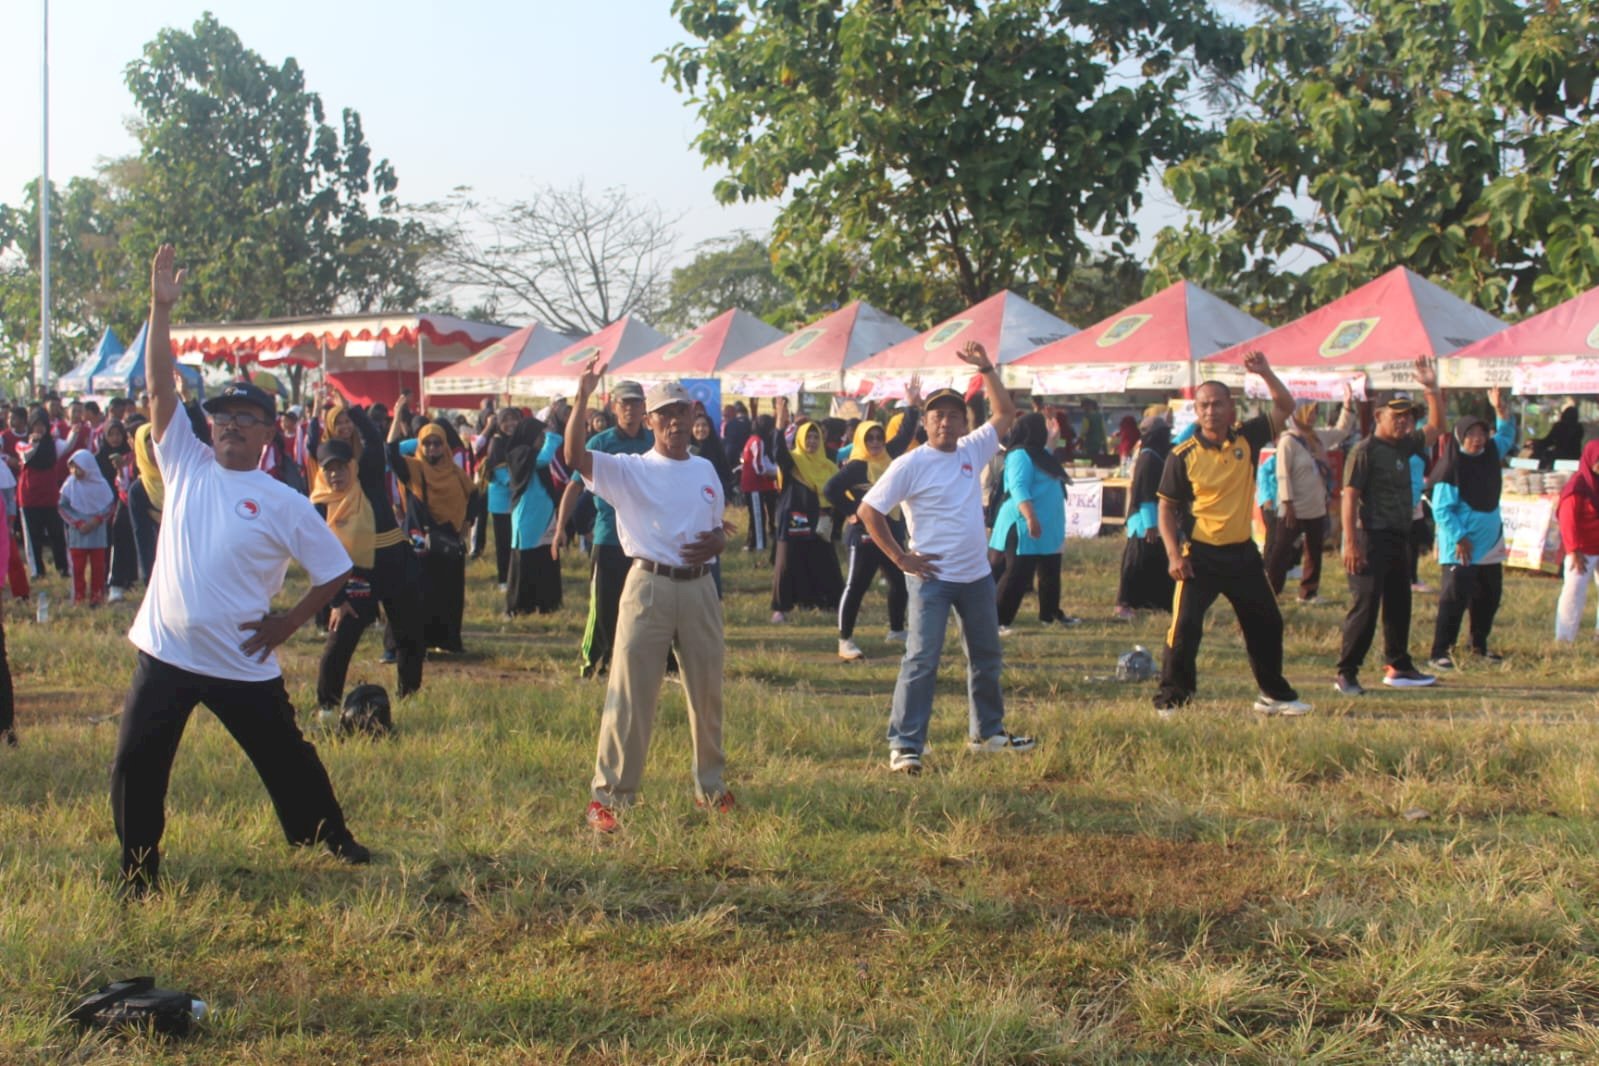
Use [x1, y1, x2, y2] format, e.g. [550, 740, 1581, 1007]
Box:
[0, 615, 14, 736]
[1154, 540, 1297, 709]
[1265, 516, 1326, 600]
[469, 494, 488, 558]
[491, 511, 513, 584]
[110, 652, 351, 884]
[21, 505, 68, 578]
[1409, 516, 1433, 584]
[771, 537, 843, 612]
[316, 545, 426, 709]
[128, 481, 158, 584]
[507, 546, 562, 615]
[422, 549, 467, 652]
[1117, 534, 1175, 611]
[1260, 507, 1279, 571]
[993, 526, 1062, 626]
[1430, 562, 1503, 660]
[838, 537, 907, 638]
[1338, 529, 1417, 678]
[745, 490, 773, 552]
[581, 543, 632, 676]
[109, 502, 140, 589]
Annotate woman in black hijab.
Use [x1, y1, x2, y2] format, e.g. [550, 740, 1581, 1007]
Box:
[1114, 416, 1176, 617]
[96, 419, 141, 600]
[1534, 405, 1584, 469]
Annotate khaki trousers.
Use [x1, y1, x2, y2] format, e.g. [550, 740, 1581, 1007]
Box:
[591, 567, 726, 806]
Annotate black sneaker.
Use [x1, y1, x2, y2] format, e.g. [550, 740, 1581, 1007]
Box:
[323, 831, 372, 865]
[1333, 674, 1365, 696]
[1471, 648, 1504, 663]
[1383, 666, 1437, 688]
[1427, 656, 1456, 672]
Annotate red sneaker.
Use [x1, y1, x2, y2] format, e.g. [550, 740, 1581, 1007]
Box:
[697, 790, 735, 814]
[585, 801, 619, 833]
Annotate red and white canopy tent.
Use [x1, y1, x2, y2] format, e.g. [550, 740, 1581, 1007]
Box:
[1203, 267, 1507, 401]
[424, 321, 576, 407]
[845, 291, 1076, 400]
[168, 312, 514, 408]
[1003, 281, 1267, 395]
[718, 301, 916, 397]
[506, 314, 668, 399]
[616, 308, 785, 382]
[1445, 285, 1599, 395]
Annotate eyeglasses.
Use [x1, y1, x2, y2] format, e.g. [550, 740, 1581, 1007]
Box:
[210, 411, 267, 429]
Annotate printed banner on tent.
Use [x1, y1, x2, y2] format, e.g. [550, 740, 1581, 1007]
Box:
[1511, 359, 1599, 397]
[1501, 493, 1561, 573]
[860, 373, 968, 402]
[1244, 371, 1367, 403]
[1031, 366, 1131, 395]
[1065, 481, 1103, 539]
[731, 377, 803, 398]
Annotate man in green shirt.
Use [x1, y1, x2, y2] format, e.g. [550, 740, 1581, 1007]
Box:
[1335, 356, 1447, 695]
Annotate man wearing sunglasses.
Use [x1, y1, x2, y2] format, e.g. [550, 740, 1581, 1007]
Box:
[109, 244, 369, 895]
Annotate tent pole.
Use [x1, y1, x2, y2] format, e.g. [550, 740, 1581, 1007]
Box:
[417, 334, 427, 414]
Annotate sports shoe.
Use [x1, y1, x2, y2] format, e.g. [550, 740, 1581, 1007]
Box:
[884, 629, 907, 644]
[1427, 656, 1456, 671]
[1383, 666, 1437, 688]
[497, 582, 508, 593]
[1112, 606, 1136, 622]
[323, 830, 372, 865]
[997, 625, 1014, 637]
[838, 638, 864, 661]
[1410, 581, 1431, 593]
[770, 611, 787, 624]
[106, 586, 126, 604]
[1333, 674, 1365, 696]
[1470, 648, 1504, 663]
[1255, 695, 1313, 717]
[1297, 596, 1326, 606]
[967, 731, 1037, 754]
[1047, 614, 1083, 628]
[696, 790, 736, 813]
[889, 748, 922, 775]
[585, 801, 619, 833]
[379, 650, 397, 665]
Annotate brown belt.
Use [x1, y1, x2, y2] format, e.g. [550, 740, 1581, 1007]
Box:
[634, 558, 710, 581]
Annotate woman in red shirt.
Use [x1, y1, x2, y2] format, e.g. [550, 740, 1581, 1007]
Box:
[18, 411, 71, 579]
[1555, 440, 1599, 642]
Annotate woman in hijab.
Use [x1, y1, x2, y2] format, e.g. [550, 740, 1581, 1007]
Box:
[478, 406, 524, 590]
[389, 417, 477, 653]
[313, 404, 427, 713]
[1556, 439, 1599, 641]
[740, 413, 781, 556]
[990, 412, 1074, 632]
[505, 415, 565, 616]
[1115, 415, 1141, 461]
[769, 401, 844, 622]
[1534, 403, 1584, 469]
[690, 411, 734, 496]
[18, 409, 70, 579]
[823, 390, 920, 659]
[96, 419, 140, 602]
[129, 422, 164, 584]
[1426, 390, 1516, 668]
[1114, 415, 1175, 619]
[1266, 402, 1336, 603]
[58, 449, 116, 605]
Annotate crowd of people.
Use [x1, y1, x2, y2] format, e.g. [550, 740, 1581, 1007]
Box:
[4, 244, 1598, 891]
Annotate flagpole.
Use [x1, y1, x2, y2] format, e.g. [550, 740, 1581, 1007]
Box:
[39, 0, 52, 393]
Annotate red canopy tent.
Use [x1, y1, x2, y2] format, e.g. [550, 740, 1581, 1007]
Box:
[507, 315, 668, 399]
[1445, 285, 1599, 394]
[1203, 267, 1506, 400]
[845, 291, 1075, 400]
[618, 309, 785, 381]
[1005, 281, 1266, 395]
[424, 321, 575, 407]
[168, 312, 513, 408]
[718, 301, 915, 396]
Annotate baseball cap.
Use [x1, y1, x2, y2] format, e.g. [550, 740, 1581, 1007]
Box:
[611, 380, 645, 402]
[645, 381, 693, 413]
[317, 439, 355, 466]
[1382, 392, 1425, 416]
[202, 381, 277, 420]
[923, 387, 967, 411]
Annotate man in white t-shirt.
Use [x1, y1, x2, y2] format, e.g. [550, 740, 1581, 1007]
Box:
[110, 245, 365, 894]
[564, 360, 731, 832]
[858, 343, 1035, 774]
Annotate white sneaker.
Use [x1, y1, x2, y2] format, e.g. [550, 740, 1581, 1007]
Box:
[889, 748, 922, 774]
[967, 731, 1036, 754]
[771, 611, 787, 624]
[997, 625, 1014, 637]
[885, 629, 907, 644]
[838, 638, 864, 661]
[1254, 695, 1313, 717]
[496, 583, 508, 593]
[106, 586, 126, 604]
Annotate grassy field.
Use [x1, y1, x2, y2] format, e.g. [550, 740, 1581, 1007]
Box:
[4, 527, 1599, 1064]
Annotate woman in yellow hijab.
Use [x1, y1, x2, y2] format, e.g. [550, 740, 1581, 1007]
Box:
[389, 414, 477, 653]
[768, 400, 845, 623]
[127, 422, 164, 582]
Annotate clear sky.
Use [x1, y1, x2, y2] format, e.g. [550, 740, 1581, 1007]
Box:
[0, 0, 780, 258]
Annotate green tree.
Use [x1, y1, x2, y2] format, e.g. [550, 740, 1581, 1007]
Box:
[659, 233, 797, 333]
[1148, 0, 1599, 318]
[115, 12, 431, 322]
[660, 0, 1242, 328]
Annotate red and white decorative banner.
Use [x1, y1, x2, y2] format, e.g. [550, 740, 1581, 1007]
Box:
[1244, 370, 1367, 403]
[1511, 359, 1599, 397]
[1030, 366, 1132, 396]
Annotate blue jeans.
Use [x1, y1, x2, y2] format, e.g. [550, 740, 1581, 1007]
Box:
[887, 574, 1006, 753]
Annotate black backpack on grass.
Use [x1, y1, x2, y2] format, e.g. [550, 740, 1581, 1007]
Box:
[340, 684, 393, 738]
[70, 977, 200, 1037]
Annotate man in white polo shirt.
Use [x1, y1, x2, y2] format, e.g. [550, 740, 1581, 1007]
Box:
[564, 358, 731, 832]
[858, 342, 1032, 774]
[111, 245, 366, 894]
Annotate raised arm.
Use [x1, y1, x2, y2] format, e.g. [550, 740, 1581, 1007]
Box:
[1414, 356, 1446, 446]
[1242, 350, 1294, 428]
[564, 356, 607, 480]
[956, 342, 1015, 436]
[146, 244, 187, 440]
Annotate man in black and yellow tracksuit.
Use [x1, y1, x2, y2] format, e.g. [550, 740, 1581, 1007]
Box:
[1154, 352, 1309, 716]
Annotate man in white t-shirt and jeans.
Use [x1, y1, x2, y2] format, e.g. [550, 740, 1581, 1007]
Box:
[564, 358, 731, 832]
[111, 245, 366, 894]
[858, 342, 1034, 774]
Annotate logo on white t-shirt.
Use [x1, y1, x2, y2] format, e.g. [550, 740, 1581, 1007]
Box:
[700, 484, 716, 503]
[960, 462, 973, 478]
[235, 499, 262, 520]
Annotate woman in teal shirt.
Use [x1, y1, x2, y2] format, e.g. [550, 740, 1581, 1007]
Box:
[505, 416, 565, 616]
[990, 413, 1074, 631]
